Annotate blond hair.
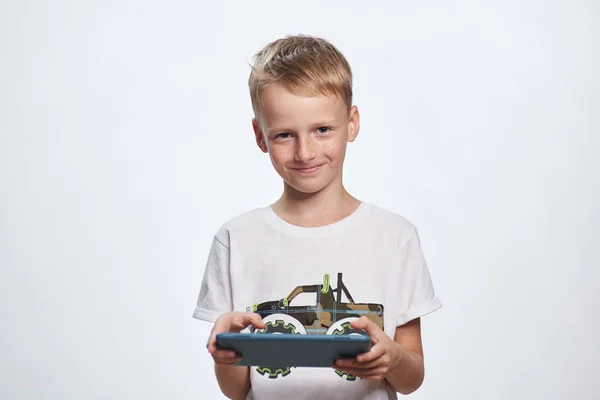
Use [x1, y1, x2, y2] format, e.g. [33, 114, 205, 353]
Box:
[248, 35, 353, 118]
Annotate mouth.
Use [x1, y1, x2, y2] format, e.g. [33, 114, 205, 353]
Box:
[291, 164, 324, 174]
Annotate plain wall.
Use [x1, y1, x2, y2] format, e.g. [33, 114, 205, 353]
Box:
[1, 1, 597, 399]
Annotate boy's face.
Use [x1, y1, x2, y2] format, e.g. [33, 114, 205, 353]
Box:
[252, 83, 359, 195]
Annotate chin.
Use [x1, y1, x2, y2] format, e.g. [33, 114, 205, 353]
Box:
[286, 179, 331, 195]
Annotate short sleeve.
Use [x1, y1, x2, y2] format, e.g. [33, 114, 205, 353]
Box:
[395, 229, 442, 327]
[192, 236, 233, 322]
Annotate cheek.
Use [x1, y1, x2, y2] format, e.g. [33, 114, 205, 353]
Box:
[268, 146, 291, 168]
[324, 139, 347, 163]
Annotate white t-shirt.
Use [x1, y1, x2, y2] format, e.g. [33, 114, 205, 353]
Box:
[193, 202, 442, 400]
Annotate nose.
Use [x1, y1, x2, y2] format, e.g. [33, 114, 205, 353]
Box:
[294, 135, 317, 163]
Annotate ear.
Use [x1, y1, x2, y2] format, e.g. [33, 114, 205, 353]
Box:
[347, 105, 360, 143]
[252, 118, 269, 153]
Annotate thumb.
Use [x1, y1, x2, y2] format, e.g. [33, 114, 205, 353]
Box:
[235, 312, 265, 330]
[350, 317, 382, 340]
[249, 313, 266, 329]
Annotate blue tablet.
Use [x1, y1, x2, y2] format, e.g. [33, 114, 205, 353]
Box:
[216, 333, 371, 368]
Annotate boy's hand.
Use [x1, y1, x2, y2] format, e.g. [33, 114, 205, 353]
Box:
[333, 316, 404, 381]
[206, 312, 266, 365]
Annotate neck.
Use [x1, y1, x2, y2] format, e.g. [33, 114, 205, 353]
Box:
[272, 177, 360, 227]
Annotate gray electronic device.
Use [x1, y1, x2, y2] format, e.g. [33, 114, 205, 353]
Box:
[216, 332, 371, 367]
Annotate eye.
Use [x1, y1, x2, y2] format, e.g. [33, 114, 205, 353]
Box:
[317, 127, 330, 133]
[276, 132, 292, 139]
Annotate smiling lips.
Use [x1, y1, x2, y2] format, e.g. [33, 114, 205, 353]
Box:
[292, 164, 324, 174]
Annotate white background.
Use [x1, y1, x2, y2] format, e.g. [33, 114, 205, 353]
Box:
[1, 1, 597, 399]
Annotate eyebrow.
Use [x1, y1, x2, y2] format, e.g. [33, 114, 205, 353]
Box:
[312, 120, 338, 127]
[267, 121, 339, 134]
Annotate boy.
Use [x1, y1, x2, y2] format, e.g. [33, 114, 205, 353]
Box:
[193, 35, 441, 400]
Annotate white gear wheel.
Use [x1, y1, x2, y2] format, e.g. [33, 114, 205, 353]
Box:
[258, 313, 307, 335]
[325, 317, 360, 335]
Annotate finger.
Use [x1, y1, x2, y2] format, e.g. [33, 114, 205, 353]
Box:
[354, 343, 385, 364]
[207, 329, 224, 353]
[214, 356, 242, 365]
[334, 366, 377, 378]
[336, 356, 384, 370]
[249, 313, 266, 329]
[213, 355, 240, 363]
[210, 348, 237, 358]
[212, 348, 242, 364]
[233, 313, 265, 331]
[336, 366, 386, 381]
[363, 367, 388, 379]
[349, 316, 369, 330]
[206, 335, 218, 354]
[350, 317, 382, 342]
